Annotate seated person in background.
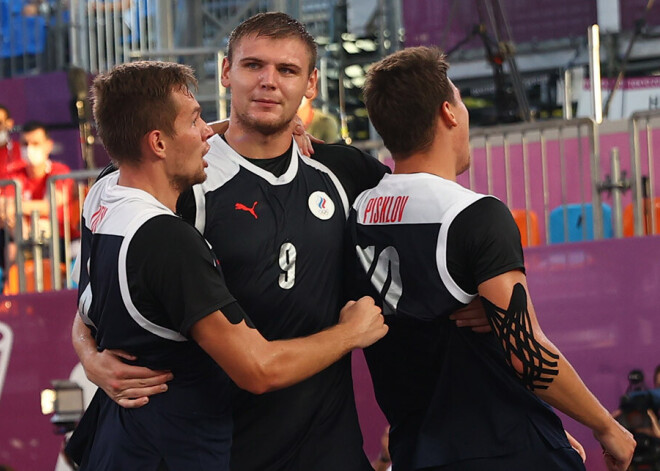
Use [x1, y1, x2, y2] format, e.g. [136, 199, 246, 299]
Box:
[0, 121, 73, 268]
[0, 120, 72, 236]
[0, 104, 21, 177]
[297, 84, 341, 143]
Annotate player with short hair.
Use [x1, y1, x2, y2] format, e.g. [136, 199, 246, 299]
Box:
[71, 13, 489, 471]
[68, 60, 387, 471]
[348, 46, 635, 471]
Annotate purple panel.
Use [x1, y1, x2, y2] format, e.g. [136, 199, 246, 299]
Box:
[503, 0, 596, 42]
[0, 290, 80, 470]
[620, 0, 660, 31]
[0, 72, 85, 170]
[353, 236, 660, 467]
[402, 0, 597, 48]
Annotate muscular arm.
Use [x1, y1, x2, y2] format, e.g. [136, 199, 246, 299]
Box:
[479, 271, 634, 471]
[71, 314, 173, 408]
[191, 296, 386, 395]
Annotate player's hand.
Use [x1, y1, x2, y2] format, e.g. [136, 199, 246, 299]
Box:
[449, 297, 491, 333]
[339, 296, 388, 349]
[565, 430, 586, 462]
[291, 115, 322, 157]
[593, 419, 635, 471]
[208, 119, 230, 136]
[82, 348, 173, 408]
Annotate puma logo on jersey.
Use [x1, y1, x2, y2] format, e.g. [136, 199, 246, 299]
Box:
[235, 201, 258, 219]
[363, 195, 409, 224]
[90, 205, 108, 233]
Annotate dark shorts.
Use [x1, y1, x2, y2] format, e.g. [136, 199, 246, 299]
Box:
[423, 446, 585, 471]
[70, 390, 232, 471]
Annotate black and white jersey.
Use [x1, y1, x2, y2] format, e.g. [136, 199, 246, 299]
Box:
[348, 173, 572, 470]
[73, 171, 239, 470]
[177, 135, 388, 471]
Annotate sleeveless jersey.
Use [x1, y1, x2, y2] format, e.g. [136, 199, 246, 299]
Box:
[349, 173, 574, 470]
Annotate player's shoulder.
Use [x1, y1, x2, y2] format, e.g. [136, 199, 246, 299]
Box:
[462, 195, 511, 220]
[311, 142, 377, 166]
[139, 214, 198, 239]
[132, 214, 204, 254]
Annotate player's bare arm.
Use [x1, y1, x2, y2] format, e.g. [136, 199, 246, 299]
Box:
[478, 270, 635, 471]
[191, 296, 387, 394]
[71, 313, 173, 408]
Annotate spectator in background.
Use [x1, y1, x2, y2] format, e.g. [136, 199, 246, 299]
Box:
[655, 365, 660, 389]
[0, 120, 72, 262]
[297, 84, 341, 143]
[0, 104, 20, 177]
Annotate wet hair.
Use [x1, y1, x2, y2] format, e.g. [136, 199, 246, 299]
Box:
[92, 61, 197, 164]
[363, 46, 454, 159]
[227, 12, 318, 74]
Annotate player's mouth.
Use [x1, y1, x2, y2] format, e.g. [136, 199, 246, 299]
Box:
[253, 98, 280, 108]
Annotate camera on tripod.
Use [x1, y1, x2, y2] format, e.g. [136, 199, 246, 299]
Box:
[617, 369, 660, 470]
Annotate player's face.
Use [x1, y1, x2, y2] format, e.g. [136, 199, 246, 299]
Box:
[165, 89, 213, 192]
[221, 35, 317, 136]
[450, 81, 471, 175]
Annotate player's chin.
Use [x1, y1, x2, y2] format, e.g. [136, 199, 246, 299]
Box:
[195, 168, 207, 184]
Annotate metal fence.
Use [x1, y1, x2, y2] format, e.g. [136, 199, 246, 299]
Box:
[0, 169, 98, 295]
[358, 113, 660, 248]
[628, 109, 660, 237]
[465, 118, 605, 245]
[0, 0, 70, 78]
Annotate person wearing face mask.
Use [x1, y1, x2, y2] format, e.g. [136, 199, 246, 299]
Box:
[0, 105, 21, 178]
[0, 121, 73, 267]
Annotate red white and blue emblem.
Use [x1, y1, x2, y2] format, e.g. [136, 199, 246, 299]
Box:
[308, 191, 335, 220]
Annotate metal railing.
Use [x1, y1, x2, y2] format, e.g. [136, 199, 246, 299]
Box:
[466, 118, 604, 245]
[629, 109, 660, 237]
[0, 169, 98, 295]
[47, 169, 100, 290]
[0, 0, 70, 78]
[0, 179, 26, 292]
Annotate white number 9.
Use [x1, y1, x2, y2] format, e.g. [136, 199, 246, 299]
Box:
[278, 242, 297, 289]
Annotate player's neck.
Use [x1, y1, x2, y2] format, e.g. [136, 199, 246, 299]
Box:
[117, 165, 179, 212]
[224, 122, 293, 159]
[392, 143, 458, 181]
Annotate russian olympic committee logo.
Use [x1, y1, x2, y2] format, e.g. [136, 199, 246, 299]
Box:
[308, 191, 335, 221]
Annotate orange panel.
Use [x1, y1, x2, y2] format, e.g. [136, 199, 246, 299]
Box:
[623, 198, 660, 237]
[510, 209, 540, 247]
[4, 259, 68, 295]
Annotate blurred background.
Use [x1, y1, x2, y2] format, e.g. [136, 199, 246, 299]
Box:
[1, 1, 660, 470]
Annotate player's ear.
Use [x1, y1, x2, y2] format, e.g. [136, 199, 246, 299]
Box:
[220, 57, 231, 88]
[440, 101, 458, 128]
[144, 130, 166, 159]
[304, 68, 318, 100]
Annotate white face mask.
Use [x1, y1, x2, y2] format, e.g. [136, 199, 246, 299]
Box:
[26, 145, 48, 166]
[0, 130, 8, 147]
